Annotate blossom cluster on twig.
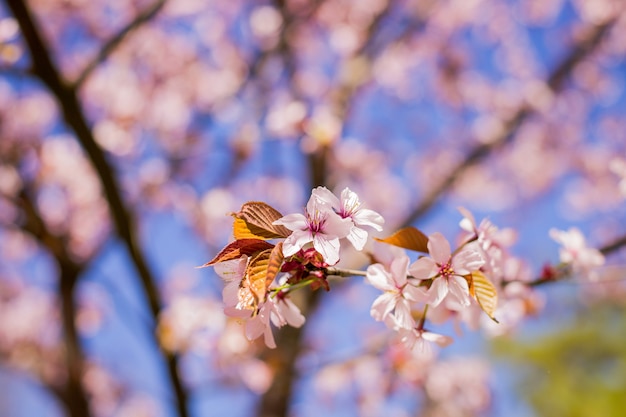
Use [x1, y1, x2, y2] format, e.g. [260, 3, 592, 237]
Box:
[202, 186, 607, 352]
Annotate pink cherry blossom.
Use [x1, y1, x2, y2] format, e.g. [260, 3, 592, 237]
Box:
[245, 302, 275, 348]
[458, 207, 517, 283]
[397, 327, 453, 358]
[609, 157, 626, 197]
[409, 232, 484, 307]
[273, 192, 353, 265]
[213, 257, 251, 318]
[549, 227, 605, 280]
[312, 186, 384, 250]
[366, 254, 428, 329]
[425, 357, 491, 415]
[215, 258, 306, 349]
[245, 293, 305, 349]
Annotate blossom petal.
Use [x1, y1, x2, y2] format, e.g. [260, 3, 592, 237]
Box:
[275, 298, 305, 328]
[282, 230, 312, 257]
[402, 283, 430, 303]
[245, 314, 266, 341]
[383, 314, 403, 331]
[273, 213, 307, 231]
[408, 257, 438, 280]
[448, 275, 471, 306]
[312, 234, 341, 265]
[322, 211, 353, 238]
[428, 277, 449, 307]
[246, 304, 276, 348]
[370, 292, 397, 322]
[452, 244, 484, 275]
[306, 191, 332, 215]
[312, 186, 340, 208]
[262, 326, 276, 349]
[393, 298, 416, 329]
[340, 188, 360, 210]
[352, 208, 384, 231]
[346, 225, 368, 251]
[224, 305, 251, 319]
[413, 336, 433, 357]
[222, 279, 241, 308]
[458, 206, 476, 233]
[366, 263, 395, 291]
[427, 232, 451, 264]
[389, 255, 410, 287]
[398, 327, 417, 349]
[421, 330, 453, 347]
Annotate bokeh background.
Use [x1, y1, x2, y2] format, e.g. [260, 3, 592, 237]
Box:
[1, 0, 626, 416]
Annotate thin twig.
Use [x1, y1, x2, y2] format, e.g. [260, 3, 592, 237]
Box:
[400, 18, 617, 229]
[600, 234, 626, 256]
[326, 267, 367, 277]
[256, 3, 399, 417]
[72, 0, 168, 89]
[17, 189, 92, 417]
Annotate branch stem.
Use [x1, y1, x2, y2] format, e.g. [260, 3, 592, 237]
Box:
[6, 1, 189, 416]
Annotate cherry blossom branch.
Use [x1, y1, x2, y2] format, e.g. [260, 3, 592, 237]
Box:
[257, 6, 405, 416]
[71, 0, 168, 89]
[5, 2, 189, 417]
[16, 189, 92, 417]
[400, 17, 617, 228]
[599, 233, 626, 256]
[503, 230, 626, 288]
[417, 305, 429, 331]
[326, 267, 368, 278]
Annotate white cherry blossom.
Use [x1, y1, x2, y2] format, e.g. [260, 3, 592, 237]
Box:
[312, 186, 384, 250]
[409, 232, 484, 307]
[273, 192, 352, 265]
[366, 253, 428, 329]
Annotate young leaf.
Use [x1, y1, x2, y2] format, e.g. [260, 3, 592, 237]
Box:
[266, 242, 284, 289]
[467, 271, 499, 323]
[199, 239, 274, 267]
[375, 227, 429, 253]
[239, 249, 273, 310]
[232, 202, 291, 239]
[233, 218, 270, 240]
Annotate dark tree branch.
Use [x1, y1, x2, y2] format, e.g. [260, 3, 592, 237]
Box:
[256, 3, 399, 417]
[72, 0, 168, 89]
[17, 190, 92, 417]
[600, 233, 626, 256]
[256, 14, 617, 417]
[5, 1, 189, 417]
[400, 18, 616, 228]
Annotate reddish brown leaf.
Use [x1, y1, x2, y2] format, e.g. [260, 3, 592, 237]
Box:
[375, 227, 429, 253]
[232, 201, 291, 239]
[199, 239, 274, 267]
[239, 249, 273, 310]
[265, 242, 284, 289]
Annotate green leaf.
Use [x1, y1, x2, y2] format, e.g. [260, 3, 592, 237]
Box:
[232, 201, 291, 240]
[375, 226, 429, 253]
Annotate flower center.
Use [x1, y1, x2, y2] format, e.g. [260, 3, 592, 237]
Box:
[307, 209, 326, 234]
[438, 262, 454, 278]
[340, 194, 361, 218]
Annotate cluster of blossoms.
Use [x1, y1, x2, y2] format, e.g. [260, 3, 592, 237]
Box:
[203, 187, 607, 351]
[205, 187, 384, 348]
